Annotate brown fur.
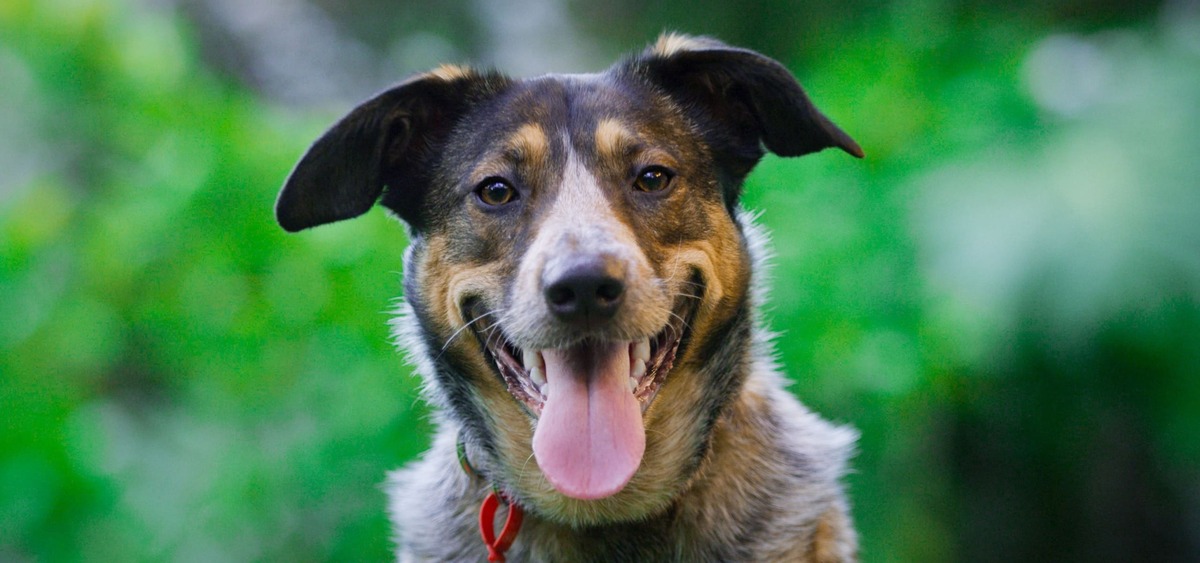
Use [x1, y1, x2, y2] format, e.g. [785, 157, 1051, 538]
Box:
[276, 34, 863, 562]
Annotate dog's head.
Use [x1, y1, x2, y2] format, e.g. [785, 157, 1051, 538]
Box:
[277, 34, 860, 525]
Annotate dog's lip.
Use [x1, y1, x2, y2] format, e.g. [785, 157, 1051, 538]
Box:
[468, 283, 700, 417]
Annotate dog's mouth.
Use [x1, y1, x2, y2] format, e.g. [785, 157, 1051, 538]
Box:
[468, 285, 699, 500]
[483, 301, 691, 416]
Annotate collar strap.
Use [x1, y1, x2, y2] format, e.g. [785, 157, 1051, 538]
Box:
[457, 435, 525, 562]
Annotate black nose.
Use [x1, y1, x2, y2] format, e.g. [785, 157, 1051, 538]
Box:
[543, 258, 626, 324]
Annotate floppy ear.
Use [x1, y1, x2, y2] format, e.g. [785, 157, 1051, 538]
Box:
[276, 67, 510, 232]
[631, 34, 862, 189]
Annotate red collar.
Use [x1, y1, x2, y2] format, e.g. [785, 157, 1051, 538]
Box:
[457, 436, 525, 562]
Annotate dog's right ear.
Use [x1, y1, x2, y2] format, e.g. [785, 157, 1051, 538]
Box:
[276, 67, 509, 232]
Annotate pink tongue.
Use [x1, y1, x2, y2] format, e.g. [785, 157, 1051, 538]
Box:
[532, 342, 645, 500]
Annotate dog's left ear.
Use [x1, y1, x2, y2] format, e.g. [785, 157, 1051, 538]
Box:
[631, 34, 862, 186]
[276, 67, 509, 232]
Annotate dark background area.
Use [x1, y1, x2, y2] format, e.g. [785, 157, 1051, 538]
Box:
[2, 0, 1198, 560]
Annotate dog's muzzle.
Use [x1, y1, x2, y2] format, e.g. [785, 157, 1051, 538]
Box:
[467, 261, 700, 501]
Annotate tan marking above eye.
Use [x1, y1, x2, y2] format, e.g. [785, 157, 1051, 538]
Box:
[506, 123, 549, 165]
[595, 119, 682, 186]
[465, 123, 548, 198]
[595, 119, 636, 162]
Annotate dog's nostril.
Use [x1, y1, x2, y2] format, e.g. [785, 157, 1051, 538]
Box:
[595, 278, 623, 304]
[543, 260, 626, 323]
[546, 284, 577, 307]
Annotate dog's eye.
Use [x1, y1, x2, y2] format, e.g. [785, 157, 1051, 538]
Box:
[633, 167, 674, 193]
[475, 178, 518, 207]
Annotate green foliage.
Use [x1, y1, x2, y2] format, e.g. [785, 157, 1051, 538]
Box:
[1, 1, 426, 559]
[2, 0, 1198, 561]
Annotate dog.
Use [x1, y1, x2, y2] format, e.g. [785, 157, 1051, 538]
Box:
[276, 33, 863, 562]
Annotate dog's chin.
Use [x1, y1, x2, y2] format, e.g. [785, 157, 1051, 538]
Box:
[467, 286, 700, 504]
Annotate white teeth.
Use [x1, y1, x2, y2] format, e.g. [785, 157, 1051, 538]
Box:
[523, 349, 543, 370]
[633, 338, 651, 362]
[523, 349, 547, 394]
[629, 341, 649, 395]
[632, 358, 647, 380]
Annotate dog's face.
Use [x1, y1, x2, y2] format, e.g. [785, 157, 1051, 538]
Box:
[277, 35, 860, 525]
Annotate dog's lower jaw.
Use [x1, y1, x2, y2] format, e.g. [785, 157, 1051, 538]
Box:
[387, 367, 859, 562]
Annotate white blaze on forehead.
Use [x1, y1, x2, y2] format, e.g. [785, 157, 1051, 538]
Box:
[595, 118, 635, 163]
[507, 123, 550, 164]
[507, 140, 664, 349]
[535, 142, 637, 259]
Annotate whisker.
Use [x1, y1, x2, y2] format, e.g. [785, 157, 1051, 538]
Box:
[665, 307, 695, 335]
[661, 233, 689, 285]
[433, 310, 500, 365]
[662, 256, 688, 283]
[518, 451, 537, 484]
[484, 322, 510, 357]
[440, 309, 498, 353]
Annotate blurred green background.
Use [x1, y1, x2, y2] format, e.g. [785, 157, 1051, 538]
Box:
[2, 0, 1198, 560]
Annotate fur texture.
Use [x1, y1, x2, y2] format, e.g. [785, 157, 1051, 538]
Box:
[388, 213, 858, 561]
[276, 33, 862, 561]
